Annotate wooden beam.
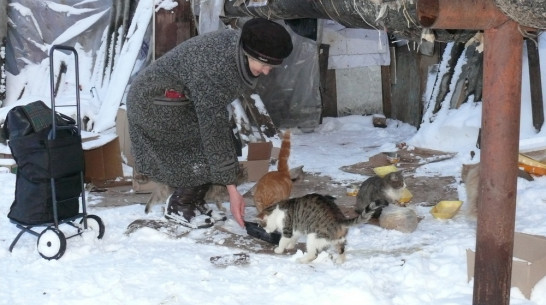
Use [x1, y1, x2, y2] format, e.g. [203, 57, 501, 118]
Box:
[416, 1, 524, 304]
[526, 38, 544, 132]
[318, 44, 337, 119]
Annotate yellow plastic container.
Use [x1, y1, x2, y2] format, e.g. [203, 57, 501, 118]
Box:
[373, 165, 398, 177]
[399, 188, 413, 204]
[430, 200, 463, 219]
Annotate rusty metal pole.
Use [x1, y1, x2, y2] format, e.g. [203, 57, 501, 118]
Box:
[474, 20, 522, 304]
[417, 1, 524, 304]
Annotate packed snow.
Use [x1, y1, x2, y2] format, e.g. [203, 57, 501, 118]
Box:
[2, 105, 546, 304]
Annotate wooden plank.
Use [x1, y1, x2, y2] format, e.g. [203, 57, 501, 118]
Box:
[381, 64, 392, 118]
[154, 0, 196, 59]
[318, 44, 338, 118]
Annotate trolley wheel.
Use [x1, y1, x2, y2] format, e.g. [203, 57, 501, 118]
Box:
[80, 214, 105, 239]
[37, 228, 67, 260]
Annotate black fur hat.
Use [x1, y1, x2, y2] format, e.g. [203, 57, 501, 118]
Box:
[241, 18, 293, 66]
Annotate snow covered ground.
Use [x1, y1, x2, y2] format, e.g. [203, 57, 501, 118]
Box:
[1, 109, 546, 304]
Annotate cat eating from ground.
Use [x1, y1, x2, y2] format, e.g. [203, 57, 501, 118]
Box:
[354, 170, 406, 218]
[253, 130, 292, 213]
[257, 193, 386, 264]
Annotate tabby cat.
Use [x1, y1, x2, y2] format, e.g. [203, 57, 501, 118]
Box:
[143, 164, 248, 214]
[354, 170, 405, 218]
[253, 130, 292, 213]
[461, 162, 533, 220]
[257, 193, 386, 264]
[461, 163, 480, 219]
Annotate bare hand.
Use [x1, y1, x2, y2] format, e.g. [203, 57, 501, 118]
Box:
[226, 185, 246, 227]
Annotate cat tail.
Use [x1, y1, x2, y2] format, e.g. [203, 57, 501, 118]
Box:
[277, 130, 291, 175]
[343, 201, 386, 225]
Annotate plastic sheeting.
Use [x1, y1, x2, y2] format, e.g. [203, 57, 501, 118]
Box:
[6, 0, 113, 75]
[197, 0, 224, 34]
[255, 21, 322, 131]
[5, 0, 153, 133]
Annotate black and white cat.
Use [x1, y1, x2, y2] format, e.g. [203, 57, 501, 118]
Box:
[257, 193, 386, 264]
[354, 171, 406, 218]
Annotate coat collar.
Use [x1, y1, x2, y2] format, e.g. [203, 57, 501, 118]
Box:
[236, 40, 258, 89]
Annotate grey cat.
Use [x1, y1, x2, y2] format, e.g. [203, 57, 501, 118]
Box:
[144, 164, 248, 214]
[257, 193, 386, 264]
[354, 171, 406, 218]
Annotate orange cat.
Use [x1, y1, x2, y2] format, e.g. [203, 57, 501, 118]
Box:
[253, 130, 292, 213]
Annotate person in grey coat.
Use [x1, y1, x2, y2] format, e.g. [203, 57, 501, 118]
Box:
[126, 18, 293, 229]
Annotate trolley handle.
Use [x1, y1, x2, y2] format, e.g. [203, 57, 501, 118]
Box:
[48, 45, 82, 140]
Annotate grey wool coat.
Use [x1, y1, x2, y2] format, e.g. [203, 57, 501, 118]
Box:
[126, 29, 257, 188]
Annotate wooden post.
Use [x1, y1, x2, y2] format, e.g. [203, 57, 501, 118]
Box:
[318, 44, 338, 119]
[381, 64, 392, 118]
[526, 38, 544, 132]
[474, 20, 522, 305]
[416, 1, 525, 304]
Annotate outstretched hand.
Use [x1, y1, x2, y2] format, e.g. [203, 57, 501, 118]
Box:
[226, 184, 246, 227]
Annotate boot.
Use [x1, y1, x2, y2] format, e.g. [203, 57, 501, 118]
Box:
[193, 184, 227, 222]
[165, 187, 214, 229]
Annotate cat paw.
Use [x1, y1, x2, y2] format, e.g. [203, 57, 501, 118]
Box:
[372, 201, 389, 209]
[274, 247, 285, 254]
[297, 256, 314, 264]
[334, 254, 346, 264]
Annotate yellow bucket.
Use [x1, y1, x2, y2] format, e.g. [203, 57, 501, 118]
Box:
[430, 200, 463, 219]
[373, 165, 398, 178]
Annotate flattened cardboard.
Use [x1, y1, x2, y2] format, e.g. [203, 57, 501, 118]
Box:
[83, 136, 123, 183]
[467, 232, 546, 299]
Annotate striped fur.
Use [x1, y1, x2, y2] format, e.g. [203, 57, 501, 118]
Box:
[258, 193, 385, 264]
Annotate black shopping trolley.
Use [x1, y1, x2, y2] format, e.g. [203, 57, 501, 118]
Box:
[4, 45, 105, 260]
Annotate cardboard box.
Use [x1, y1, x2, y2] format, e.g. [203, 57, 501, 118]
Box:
[116, 107, 135, 167]
[239, 141, 273, 182]
[467, 232, 546, 299]
[82, 134, 123, 183]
